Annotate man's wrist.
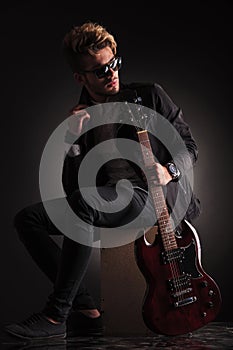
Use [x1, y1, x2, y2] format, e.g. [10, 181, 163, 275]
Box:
[165, 162, 181, 182]
[65, 129, 80, 145]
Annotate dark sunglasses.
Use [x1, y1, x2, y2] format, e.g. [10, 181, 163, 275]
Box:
[81, 56, 122, 79]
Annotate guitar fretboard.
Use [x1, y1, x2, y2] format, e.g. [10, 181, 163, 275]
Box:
[137, 130, 177, 251]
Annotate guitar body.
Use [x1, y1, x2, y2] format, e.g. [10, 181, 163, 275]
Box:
[134, 219, 222, 336]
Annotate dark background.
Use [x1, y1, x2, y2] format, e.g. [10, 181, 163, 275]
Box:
[1, 1, 232, 327]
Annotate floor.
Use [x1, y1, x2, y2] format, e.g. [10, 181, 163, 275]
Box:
[0, 322, 233, 349]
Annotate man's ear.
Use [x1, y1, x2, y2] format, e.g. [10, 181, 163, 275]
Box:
[74, 72, 84, 84]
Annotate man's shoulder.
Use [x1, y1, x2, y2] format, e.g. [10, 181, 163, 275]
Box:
[121, 81, 163, 93]
[120, 81, 165, 108]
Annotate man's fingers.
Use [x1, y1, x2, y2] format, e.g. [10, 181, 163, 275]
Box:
[69, 104, 88, 115]
[68, 109, 90, 136]
[78, 114, 90, 130]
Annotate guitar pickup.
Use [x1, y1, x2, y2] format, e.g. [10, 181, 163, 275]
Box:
[161, 248, 184, 264]
[168, 274, 191, 292]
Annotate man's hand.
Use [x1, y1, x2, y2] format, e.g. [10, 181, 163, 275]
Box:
[142, 162, 172, 186]
[154, 162, 172, 185]
[68, 104, 90, 137]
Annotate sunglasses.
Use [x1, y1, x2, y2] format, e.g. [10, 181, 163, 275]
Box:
[81, 56, 122, 79]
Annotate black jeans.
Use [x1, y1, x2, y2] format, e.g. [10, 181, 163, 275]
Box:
[14, 185, 154, 322]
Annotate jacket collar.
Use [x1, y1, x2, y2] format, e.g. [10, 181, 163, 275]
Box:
[78, 82, 130, 106]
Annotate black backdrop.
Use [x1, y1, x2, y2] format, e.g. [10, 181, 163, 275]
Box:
[1, 1, 232, 326]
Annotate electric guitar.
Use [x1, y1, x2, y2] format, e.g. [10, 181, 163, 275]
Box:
[130, 108, 222, 336]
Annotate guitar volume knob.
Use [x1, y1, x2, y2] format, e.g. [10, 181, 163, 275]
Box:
[208, 301, 214, 308]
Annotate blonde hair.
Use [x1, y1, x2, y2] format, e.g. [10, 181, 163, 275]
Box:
[62, 21, 117, 72]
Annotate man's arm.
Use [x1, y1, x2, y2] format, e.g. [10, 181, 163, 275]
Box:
[153, 83, 198, 177]
[62, 105, 90, 197]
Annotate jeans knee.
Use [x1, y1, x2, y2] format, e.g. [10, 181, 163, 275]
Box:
[68, 191, 95, 224]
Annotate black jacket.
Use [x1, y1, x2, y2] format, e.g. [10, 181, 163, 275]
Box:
[62, 82, 201, 223]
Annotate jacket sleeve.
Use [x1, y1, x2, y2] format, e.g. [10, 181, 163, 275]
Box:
[62, 151, 84, 197]
[152, 83, 198, 175]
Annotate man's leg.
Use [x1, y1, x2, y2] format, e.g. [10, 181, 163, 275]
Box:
[4, 198, 98, 339]
[5, 186, 154, 339]
[42, 185, 154, 323]
[14, 199, 97, 312]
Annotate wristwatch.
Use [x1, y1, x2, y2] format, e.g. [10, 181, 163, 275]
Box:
[165, 162, 181, 181]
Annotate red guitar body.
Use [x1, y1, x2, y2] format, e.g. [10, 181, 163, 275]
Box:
[134, 219, 222, 336]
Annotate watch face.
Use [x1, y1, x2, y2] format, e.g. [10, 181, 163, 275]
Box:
[169, 163, 177, 175]
[167, 162, 180, 180]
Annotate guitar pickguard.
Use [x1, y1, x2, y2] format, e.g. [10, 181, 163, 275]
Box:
[174, 239, 202, 279]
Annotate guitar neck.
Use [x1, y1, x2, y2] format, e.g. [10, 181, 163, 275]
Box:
[137, 130, 178, 251]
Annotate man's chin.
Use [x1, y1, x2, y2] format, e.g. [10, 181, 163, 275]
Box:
[107, 86, 120, 96]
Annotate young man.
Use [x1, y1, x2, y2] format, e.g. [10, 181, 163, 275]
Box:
[5, 22, 201, 340]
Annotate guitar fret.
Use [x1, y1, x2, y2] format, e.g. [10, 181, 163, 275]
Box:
[163, 240, 174, 244]
[159, 223, 172, 229]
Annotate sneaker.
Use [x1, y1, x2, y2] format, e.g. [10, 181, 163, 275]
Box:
[4, 313, 66, 340]
[66, 311, 104, 337]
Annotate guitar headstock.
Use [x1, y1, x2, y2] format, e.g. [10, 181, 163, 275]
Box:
[108, 89, 150, 130]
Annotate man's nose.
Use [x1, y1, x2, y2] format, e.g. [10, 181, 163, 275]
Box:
[106, 68, 115, 77]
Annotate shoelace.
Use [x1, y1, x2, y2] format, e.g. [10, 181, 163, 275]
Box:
[22, 313, 44, 326]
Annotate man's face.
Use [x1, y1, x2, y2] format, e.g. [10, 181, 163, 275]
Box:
[75, 46, 121, 103]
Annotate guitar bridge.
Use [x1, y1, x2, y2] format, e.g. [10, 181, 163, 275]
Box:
[174, 296, 197, 308]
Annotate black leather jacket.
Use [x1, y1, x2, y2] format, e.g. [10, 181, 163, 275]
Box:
[62, 82, 201, 223]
